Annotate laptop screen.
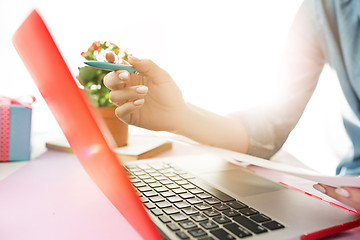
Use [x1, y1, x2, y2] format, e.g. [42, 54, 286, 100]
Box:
[12, 10, 161, 240]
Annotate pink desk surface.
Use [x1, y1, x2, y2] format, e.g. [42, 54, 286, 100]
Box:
[1, 141, 360, 240]
[0, 150, 141, 240]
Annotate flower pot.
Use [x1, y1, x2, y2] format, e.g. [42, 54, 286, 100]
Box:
[97, 107, 128, 147]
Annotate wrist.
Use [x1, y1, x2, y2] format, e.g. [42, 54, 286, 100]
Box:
[170, 102, 194, 135]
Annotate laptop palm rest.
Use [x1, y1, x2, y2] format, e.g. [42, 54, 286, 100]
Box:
[173, 154, 285, 197]
[198, 169, 286, 197]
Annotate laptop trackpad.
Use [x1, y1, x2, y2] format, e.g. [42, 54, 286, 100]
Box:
[199, 169, 286, 197]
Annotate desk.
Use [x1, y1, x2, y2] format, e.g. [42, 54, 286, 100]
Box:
[0, 136, 359, 240]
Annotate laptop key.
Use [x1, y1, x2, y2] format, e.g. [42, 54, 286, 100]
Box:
[137, 174, 151, 180]
[137, 164, 152, 170]
[250, 214, 271, 223]
[182, 207, 199, 215]
[149, 196, 165, 203]
[160, 180, 173, 185]
[238, 208, 259, 216]
[125, 165, 138, 170]
[182, 184, 196, 190]
[189, 188, 204, 194]
[188, 228, 207, 238]
[205, 198, 221, 205]
[179, 220, 197, 229]
[154, 176, 168, 181]
[160, 191, 175, 198]
[223, 223, 252, 238]
[176, 231, 190, 240]
[175, 180, 189, 185]
[179, 193, 195, 199]
[233, 216, 268, 234]
[227, 201, 247, 209]
[140, 196, 149, 203]
[167, 196, 183, 203]
[151, 208, 163, 216]
[169, 176, 183, 181]
[167, 184, 180, 189]
[213, 216, 231, 224]
[170, 213, 188, 222]
[142, 178, 156, 184]
[144, 202, 156, 209]
[156, 201, 172, 209]
[167, 222, 180, 231]
[223, 209, 240, 217]
[133, 181, 146, 188]
[195, 203, 211, 211]
[200, 220, 218, 230]
[197, 193, 212, 199]
[203, 209, 221, 217]
[187, 198, 203, 205]
[213, 203, 230, 211]
[174, 201, 191, 209]
[158, 215, 171, 223]
[163, 172, 177, 177]
[148, 182, 162, 188]
[191, 213, 208, 222]
[173, 188, 187, 194]
[130, 178, 141, 183]
[262, 220, 285, 230]
[138, 186, 152, 192]
[163, 207, 180, 215]
[190, 178, 235, 202]
[210, 228, 237, 240]
[153, 186, 169, 192]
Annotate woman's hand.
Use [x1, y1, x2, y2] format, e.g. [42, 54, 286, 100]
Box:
[103, 55, 187, 132]
[313, 183, 360, 212]
[104, 53, 250, 153]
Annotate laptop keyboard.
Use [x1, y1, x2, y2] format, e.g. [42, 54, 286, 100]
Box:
[126, 162, 285, 239]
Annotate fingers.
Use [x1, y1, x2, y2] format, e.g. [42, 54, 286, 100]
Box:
[115, 99, 144, 124]
[111, 85, 147, 124]
[104, 67, 148, 124]
[109, 85, 148, 106]
[313, 184, 360, 212]
[104, 71, 129, 90]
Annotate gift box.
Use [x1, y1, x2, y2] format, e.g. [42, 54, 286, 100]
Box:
[0, 96, 35, 162]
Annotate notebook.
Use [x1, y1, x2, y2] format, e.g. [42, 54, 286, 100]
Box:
[13, 10, 360, 240]
[45, 134, 173, 162]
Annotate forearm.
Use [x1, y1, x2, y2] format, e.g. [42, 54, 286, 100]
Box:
[176, 103, 249, 153]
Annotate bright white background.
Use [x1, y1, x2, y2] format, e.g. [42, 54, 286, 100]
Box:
[0, 0, 350, 174]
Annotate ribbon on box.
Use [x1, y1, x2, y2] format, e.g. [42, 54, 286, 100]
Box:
[0, 96, 36, 161]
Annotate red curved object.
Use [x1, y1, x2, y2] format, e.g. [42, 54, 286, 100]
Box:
[13, 10, 162, 240]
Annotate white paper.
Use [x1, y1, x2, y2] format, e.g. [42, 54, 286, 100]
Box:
[164, 136, 360, 187]
[198, 144, 360, 187]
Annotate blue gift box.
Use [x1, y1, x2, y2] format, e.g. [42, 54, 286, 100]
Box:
[0, 101, 33, 162]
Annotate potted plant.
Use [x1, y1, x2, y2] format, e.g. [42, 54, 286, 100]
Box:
[77, 41, 130, 147]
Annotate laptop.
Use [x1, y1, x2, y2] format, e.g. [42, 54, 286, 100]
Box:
[13, 10, 360, 240]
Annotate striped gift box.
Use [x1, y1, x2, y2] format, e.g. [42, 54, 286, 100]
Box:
[0, 96, 34, 161]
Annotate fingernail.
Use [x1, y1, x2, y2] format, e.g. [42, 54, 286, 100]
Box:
[335, 188, 350, 198]
[134, 99, 144, 106]
[129, 56, 139, 62]
[118, 72, 128, 80]
[313, 184, 326, 194]
[136, 86, 148, 94]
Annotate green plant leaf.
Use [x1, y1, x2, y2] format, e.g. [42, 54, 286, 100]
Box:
[79, 66, 98, 84]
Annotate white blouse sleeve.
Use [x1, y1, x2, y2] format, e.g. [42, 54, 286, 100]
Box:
[230, 0, 325, 159]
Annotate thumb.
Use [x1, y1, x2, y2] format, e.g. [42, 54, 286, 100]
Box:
[128, 56, 160, 76]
